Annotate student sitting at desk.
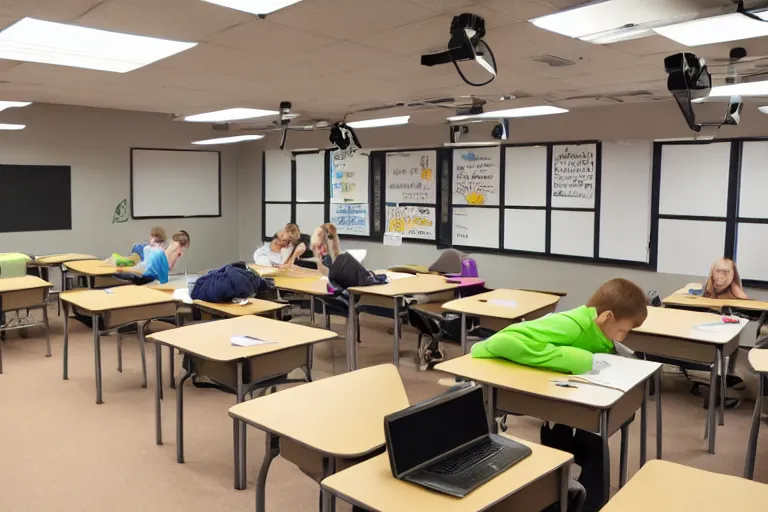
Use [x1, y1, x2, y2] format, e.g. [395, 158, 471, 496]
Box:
[310, 222, 341, 275]
[110, 226, 168, 267]
[253, 223, 306, 267]
[472, 278, 648, 512]
[703, 257, 749, 299]
[116, 230, 190, 285]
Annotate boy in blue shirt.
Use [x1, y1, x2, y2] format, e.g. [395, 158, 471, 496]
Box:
[117, 231, 189, 285]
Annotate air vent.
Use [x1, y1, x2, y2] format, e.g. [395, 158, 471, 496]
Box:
[530, 55, 575, 67]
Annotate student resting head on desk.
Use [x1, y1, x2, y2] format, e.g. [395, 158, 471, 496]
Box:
[253, 223, 306, 268]
[310, 222, 341, 275]
[472, 277, 648, 512]
[116, 230, 190, 285]
[110, 225, 168, 267]
[703, 257, 748, 300]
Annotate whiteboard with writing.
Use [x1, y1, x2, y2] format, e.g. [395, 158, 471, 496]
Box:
[452, 147, 501, 206]
[452, 207, 499, 248]
[330, 150, 369, 204]
[386, 205, 436, 240]
[385, 150, 436, 204]
[551, 143, 597, 208]
[330, 203, 369, 236]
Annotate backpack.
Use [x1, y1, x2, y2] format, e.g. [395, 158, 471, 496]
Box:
[191, 262, 270, 303]
[328, 253, 385, 290]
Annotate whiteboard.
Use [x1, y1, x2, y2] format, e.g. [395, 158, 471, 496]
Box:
[295, 152, 325, 202]
[452, 147, 501, 206]
[736, 223, 768, 281]
[505, 145, 547, 207]
[296, 203, 325, 234]
[659, 142, 730, 217]
[657, 218, 725, 276]
[131, 149, 220, 217]
[330, 150, 369, 204]
[738, 141, 768, 219]
[504, 209, 546, 253]
[264, 203, 291, 240]
[452, 207, 499, 248]
[599, 141, 652, 262]
[385, 150, 437, 204]
[330, 203, 369, 236]
[264, 150, 292, 202]
[550, 210, 594, 257]
[551, 143, 597, 209]
[386, 205, 436, 240]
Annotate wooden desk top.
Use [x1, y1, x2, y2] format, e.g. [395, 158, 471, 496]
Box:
[600, 460, 768, 511]
[271, 275, 331, 296]
[149, 314, 337, 362]
[31, 253, 98, 265]
[442, 289, 561, 320]
[321, 436, 572, 512]
[63, 259, 140, 276]
[193, 298, 286, 317]
[349, 274, 459, 298]
[435, 355, 657, 409]
[748, 348, 768, 373]
[229, 364, 408, 457]
[663, 289, 768, 313]
[0, 275, 52, 293]
[248, 264, 321, 279]
[60, 285, 173, 313]
[632, 307, 747, 345]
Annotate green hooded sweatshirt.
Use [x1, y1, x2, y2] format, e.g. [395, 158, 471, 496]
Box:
[471, 306, 614, 374]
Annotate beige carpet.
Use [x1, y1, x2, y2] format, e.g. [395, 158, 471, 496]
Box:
[0, 305, 766, 512]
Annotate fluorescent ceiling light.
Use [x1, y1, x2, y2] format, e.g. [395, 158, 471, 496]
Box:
[184, 108, 279, 122]
[0, 123, 25, 130]
[192, 134, 264, 145]
[705, 80, 768, 98]
[346, 115, 410, 129]
[201, 0, 304, 15]
[0, 100, 31, 112]
[653, 12, 768, 46]
[0, 18, 196, 73]
[759, 106, 768, 115]
[447, 106, 568, 122]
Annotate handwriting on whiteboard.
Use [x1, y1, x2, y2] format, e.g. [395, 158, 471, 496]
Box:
[331, 150, 368, 203]
[452, 148, 500, 206]
[386, 151, 436, 204]
[386, 205, 435, 240]
[330, 203, 369, 235]
[552, 146, 595, 200]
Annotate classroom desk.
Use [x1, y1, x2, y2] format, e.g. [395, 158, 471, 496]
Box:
[601, 459, 768, 512]
[435, 355, 661, 505]
[149, 315, 338, 491]
[663, 288, 768, 314]
[441, 289, 562, 354]
[193, 298, 287, 320]
[0, 276, 53, 373]
[63, 259, 139, 289]
[745, 348, 768, 479]
[60, 285, 176, 404]
[623, 306, 747, 454]
[228, 364, 409, 512]
[321, 436, 573, 512]
[347, 275, 460, 370]
[28, 253, 98, 315]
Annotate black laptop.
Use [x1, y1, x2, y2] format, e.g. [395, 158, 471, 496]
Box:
[384, 385, 532, 497]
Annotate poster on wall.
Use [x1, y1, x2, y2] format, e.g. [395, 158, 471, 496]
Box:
[385, 150, 436, 204]
[330, 150, 370, 204]
[452, 147, 501, 205]
[330, 203, 369, 236]
[551, 143, 597, 208]
[385, 205, 436, 240]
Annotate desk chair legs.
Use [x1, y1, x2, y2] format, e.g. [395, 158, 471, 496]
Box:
[347, 293, 358, 371]
[42, 304, 51, 357]
[137, 322, 148, 389]
[719, 355, 728, 427]
[744, 375, 764, 480]
[176, 369, 194, 463]
[485, 385, 498, 434]
[256, 432, 280, 512]
[322, 302, 330, 330]
[169, 347, 176, 390]
[310, 297, 316, 325]
[392, 298, 401, 367]
[62, 303, 70, 380]
[640, 379, 648, 467]
[117, 332, 123, 373]
[559, 464, 570, 512]
[320, 457, 337, 512]
[93, 314, 104, 405]
[600, 412, 610, 507]
[155, 343, 163, 446]
[655, 369, 663, 460]
[460, 313, 468, 355]
[619, 423, 630, 487]
[706, 351, 720, 454]
[235, 361, 246, 491]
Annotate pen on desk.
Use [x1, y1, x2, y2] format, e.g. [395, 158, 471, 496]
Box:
[550, 380, 578, 388]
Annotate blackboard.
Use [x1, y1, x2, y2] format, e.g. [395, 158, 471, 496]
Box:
[0, 164, 71, 233]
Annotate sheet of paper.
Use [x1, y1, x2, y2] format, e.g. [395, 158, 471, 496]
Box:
[385, 272, 416, 280]
[231, 336, 277, 347]
[172, 288, 194, 305]
[487, 299, 518, 308]
[569, 353, 659, 392]
[384, 232, 403, 246]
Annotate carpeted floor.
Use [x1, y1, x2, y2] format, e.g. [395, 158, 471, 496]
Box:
[0, 305, 766, 512]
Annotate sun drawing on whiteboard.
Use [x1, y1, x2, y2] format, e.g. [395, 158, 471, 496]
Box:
[465, 190, 486, 205]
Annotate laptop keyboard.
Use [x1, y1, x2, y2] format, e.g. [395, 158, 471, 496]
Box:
[425, 440, 503, 476]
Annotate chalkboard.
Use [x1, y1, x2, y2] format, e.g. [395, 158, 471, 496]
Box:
[452, 207, 499, 248]
[551, 143, 597, 208]
[386, 205, 436, 240]
[0, 165, 72, 233]
[330, 150, 369, 204]
[385, 150, 437, 204]
[452, 147, 501, 206]
[331, 203, 369, 236]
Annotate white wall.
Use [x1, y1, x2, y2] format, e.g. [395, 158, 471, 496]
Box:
[0, 104, 241, 273]
[238, 100, 768, 308]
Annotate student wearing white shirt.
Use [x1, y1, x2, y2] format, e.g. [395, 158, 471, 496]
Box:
[253, 223, 306, 267]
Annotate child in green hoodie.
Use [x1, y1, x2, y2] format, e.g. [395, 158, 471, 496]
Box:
[473, 278, 648, 512]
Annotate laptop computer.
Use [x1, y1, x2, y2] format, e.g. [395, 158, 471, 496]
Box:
[384, 384, 532, 497]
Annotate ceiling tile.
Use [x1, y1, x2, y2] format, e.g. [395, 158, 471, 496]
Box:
[563, 64, 668, 89]
[204, 18, 339, 54]
[610, 35, 690, 57]
[0, 0, 103, 22]
[406, 0, 477, 12]
[291, 41, 402, 72]
[479, 0, 559, 19]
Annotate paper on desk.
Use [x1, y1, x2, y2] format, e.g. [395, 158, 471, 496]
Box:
[386, 272, 416, 280]
[569, 353, 656, 392]
[172, 288, 194, 305]
[487, 299, 518, 308]
[231, 336, 276, 347]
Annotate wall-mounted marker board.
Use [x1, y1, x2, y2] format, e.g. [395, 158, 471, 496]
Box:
[385, 150, 437, 204]
[386, 205, 436, 240]
[264, 150, 292, 202]
[452, 207, 499, 248]
[295, 152, 325, 202]
[452, 147, 501, 206]
[551, 143, 597, 209]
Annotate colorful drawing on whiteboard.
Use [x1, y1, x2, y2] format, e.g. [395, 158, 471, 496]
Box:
[385, 151, 436, 204]
[330, 203, 369, 236]
[330, 149, 368, 203]
[386, 206, 436, 240]
[452, 147, 500, 206]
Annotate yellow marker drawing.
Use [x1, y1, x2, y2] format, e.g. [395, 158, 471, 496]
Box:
[466, 191, 486, 205]
[420, 168, 432, 182]
[389, 218, 405, 233]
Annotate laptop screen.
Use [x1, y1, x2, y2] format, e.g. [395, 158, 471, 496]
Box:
[387, 386, 489, 476]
